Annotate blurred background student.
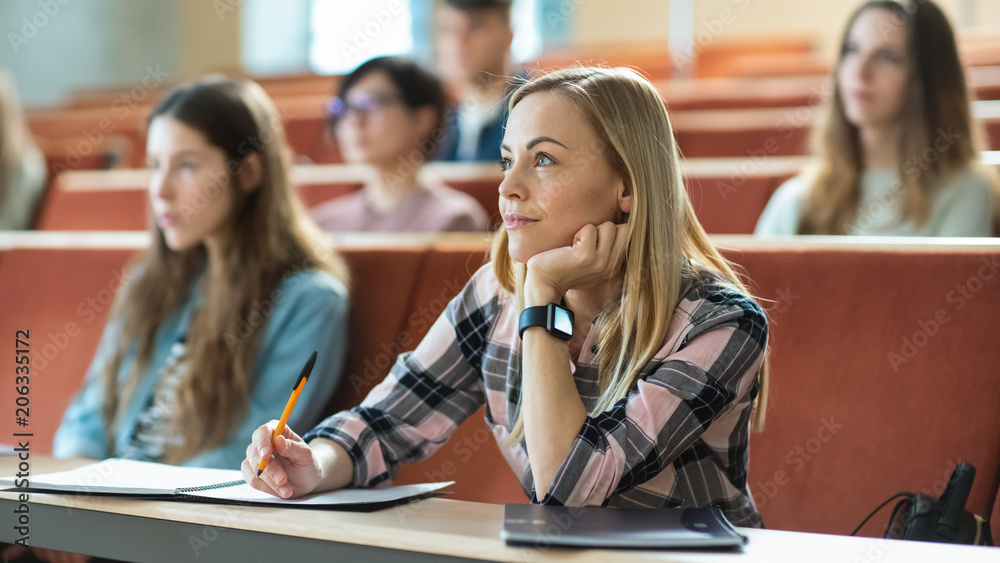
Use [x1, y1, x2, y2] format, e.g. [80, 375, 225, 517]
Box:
[434, 0, 520, 162]
[52, 76, 350, 469]
[311, 56, 489, 232]
[755, 0, 1000, 237]
[0, 69, 46, 230]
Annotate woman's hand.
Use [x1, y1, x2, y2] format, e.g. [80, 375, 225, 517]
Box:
[524, 221, 629, 305]
[241, 421, 323, 499]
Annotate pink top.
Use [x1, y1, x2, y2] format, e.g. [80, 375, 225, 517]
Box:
[311, 183, 491, 232]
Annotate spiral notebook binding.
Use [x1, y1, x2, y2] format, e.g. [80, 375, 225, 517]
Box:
[175, 479, 245, 493]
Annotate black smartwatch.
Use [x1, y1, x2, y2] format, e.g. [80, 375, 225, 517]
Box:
[518, 302, 574, 341]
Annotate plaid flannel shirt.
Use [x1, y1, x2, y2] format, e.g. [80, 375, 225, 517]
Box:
[304, 263, 767, 527]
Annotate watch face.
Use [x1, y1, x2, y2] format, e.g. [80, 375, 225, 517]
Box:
[551, 306, 573, 338]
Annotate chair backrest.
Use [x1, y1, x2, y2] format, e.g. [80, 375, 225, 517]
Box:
[381, 240, 526, 504]
[672, 107, 813, 157]
[717, 238, 1000, 535]
[37, 161, 806, 234]
[5, 233, 998, 527]
[0, 234, 143, 452]
[685, 174, 791, 234]
[323, 243, 431, 415]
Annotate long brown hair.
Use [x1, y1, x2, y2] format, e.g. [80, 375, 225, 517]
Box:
[801, 0, 996, 234]
[101, 76, 348, 463]
[493, 67, 768, 444]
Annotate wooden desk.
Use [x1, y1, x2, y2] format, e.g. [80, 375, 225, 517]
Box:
[1, 458, 996, 562]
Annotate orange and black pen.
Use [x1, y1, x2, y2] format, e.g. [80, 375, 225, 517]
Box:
[256, 350, 318, 477]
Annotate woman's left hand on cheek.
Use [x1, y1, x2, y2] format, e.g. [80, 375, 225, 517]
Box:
[525, 221, 628, 301]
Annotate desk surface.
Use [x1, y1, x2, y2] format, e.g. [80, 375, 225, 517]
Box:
[1, 457, 996, 563]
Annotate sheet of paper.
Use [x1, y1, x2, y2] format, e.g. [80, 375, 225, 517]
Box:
[0, 458, 238, 495]
[183, 480, 453, 506]
[1, 458, 453, 507]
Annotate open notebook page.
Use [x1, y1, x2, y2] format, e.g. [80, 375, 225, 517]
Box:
[183, 480, 452, 506]
[0, 458, 237, 495]
[1, 459, 452, 506]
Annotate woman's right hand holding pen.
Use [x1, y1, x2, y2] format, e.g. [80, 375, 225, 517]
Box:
[241, 421, 354, 498]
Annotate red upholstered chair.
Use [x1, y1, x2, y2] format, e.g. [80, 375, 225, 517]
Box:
[722, 242, 1000, 536]
[685, 174, 791, 234]
[674, 124, 811, 158]
[387, 240, 529, 504]
[971, 64, 1000, 101]
[37, 184, 148, 231]
[446, 179, 502, 229]
[11, 232, 998, 527]
[983, 117, 1000, 151]
[694, 38, 816, 79]
[296, 182, 360, 209]
[0, 240, 138, 453]
[322, 244, 431, 416]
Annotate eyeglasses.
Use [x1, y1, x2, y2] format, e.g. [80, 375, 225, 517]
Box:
[327, 92, 404, 123]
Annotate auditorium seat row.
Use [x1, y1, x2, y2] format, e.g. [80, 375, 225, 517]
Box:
[33, 159, 804, 234]
[660, 64, 1000, 111]
[0, 231, 997, 541]
[238, 96, 1000, 162]
[27, 64, 1000, 171]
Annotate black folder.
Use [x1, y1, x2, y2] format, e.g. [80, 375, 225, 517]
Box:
[501, 504, 748, 549]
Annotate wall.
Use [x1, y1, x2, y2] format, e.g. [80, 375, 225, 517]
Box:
[573, 0, 670, 47]
[177, 0, 243, 79]
[571, 0, 1000, 65]
[0, 0, 177, 106]
[4, 0, 1000, 107]
[242, 0, 311, 76]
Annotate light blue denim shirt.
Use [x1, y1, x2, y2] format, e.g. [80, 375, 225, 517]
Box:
[52, 268, 348, 469]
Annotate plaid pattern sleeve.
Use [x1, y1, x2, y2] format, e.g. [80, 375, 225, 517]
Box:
[302, 268, 498, 488]
[533, 272, 767, 528]
[304, 264, 767, 528]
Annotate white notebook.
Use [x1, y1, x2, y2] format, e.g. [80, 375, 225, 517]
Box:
[1, 458, 451, 508]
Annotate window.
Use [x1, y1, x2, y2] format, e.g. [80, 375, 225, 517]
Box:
[309, 0, 414, 75]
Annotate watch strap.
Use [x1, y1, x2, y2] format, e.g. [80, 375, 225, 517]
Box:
[518, 305, 549, 340]
[518, 302, 573, 341]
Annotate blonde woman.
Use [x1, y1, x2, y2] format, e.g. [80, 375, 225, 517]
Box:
[756, 0, 999, 236]
[0, 70, 46, 230]
[242, 68, 769, 527]
[53, 76, 350, 468]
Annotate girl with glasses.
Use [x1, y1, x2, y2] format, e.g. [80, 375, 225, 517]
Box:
[311, 56, 490, 232]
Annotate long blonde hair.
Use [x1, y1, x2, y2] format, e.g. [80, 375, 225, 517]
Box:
[101, 76, 349, 463]
[493, 67, 768, 444]
[802, 0, 999, 234]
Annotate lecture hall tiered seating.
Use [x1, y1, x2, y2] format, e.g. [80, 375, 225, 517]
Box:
[6, 24, 1000, 548]
[1, 233, 999, 539]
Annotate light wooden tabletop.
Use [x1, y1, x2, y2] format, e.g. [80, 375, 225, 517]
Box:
[1, 456, 997, 562]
